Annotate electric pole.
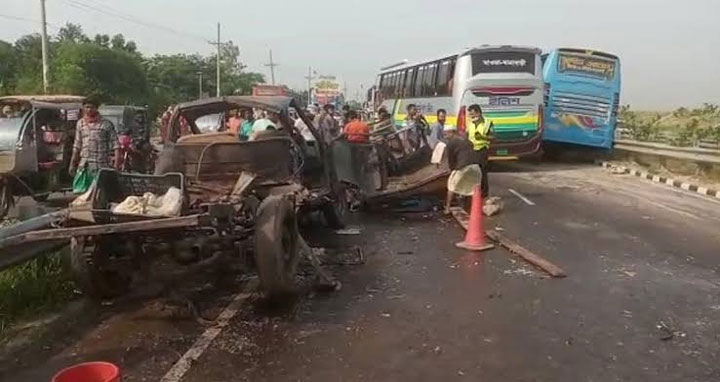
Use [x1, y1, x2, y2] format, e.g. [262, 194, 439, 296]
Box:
[264, 49, 278, 85]
[304, 66, 316, 107]
[39, 0, 50, 93]
[216, 23, 221, 97]
[197, 71, 203, 99]
[207, 23, 226, 97]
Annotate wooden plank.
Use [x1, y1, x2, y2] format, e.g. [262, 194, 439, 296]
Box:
[449, 207, 566, 278]
[0, 214, 205, 249]
[486, 231, 566, 278]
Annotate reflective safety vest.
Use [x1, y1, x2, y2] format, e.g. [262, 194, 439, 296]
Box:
[467, 118, 492, 151]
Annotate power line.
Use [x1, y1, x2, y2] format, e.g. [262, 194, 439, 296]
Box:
[0, 13, 39, 23]
[59, 0, 210, 42]
[0, 13, 60, 29]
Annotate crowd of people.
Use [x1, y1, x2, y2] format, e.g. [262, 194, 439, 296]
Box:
[63, 96, 493, 215]
[367, 102, 494, 213]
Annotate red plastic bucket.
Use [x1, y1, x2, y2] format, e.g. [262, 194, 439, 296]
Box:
[52, 361, 121, 382]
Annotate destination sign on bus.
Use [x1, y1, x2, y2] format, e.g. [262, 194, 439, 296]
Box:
[558, 54, 616, 80]
[472, 51, 536, 75]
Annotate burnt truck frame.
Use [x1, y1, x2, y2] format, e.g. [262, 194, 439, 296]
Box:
[0, 96, 351, 300]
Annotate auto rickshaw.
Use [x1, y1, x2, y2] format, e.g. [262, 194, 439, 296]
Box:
[0, 95, 85, 217]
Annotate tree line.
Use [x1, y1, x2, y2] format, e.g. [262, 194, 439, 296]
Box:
[0, 23, 265, 117]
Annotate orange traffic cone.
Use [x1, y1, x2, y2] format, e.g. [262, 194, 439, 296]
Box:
[456, 184, 494, 251]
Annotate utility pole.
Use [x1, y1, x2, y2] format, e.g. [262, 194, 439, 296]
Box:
[264, 49, 278, 85]
[39, 0, 50, 93]
[197, 71, 203, 99]
[304, 66, 316, 107]
[207, 23, 226, 97]
[215, 23, 221, 97]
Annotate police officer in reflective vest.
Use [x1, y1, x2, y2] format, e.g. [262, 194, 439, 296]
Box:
[466, 104, 493, 198]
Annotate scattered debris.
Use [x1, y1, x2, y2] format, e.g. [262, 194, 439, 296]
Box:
[397, 250, 415, 255]
[335, 227, 362, 235]
[610, 166, 628, 175]
[458, 370, 466, 376]
[503, 268, 535, 276]
[387, 294, 406, 300]
[622, 270, 637, 278]
[380, 313, 391, 318]
[483, 197, 503, 216]
[657, 321, 686, 341]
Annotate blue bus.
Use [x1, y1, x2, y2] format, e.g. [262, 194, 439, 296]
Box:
[541, 48, 621, 149]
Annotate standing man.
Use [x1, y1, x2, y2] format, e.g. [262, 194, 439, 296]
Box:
[69, 97, 120, 194]
[402, 104, 427, 130]
[314, 104, 340, 144]
[443, 124, 481, 214]
[466, 104, 493, 198]
[372, 107, 395, 135]
[428, 108, 448, 149]
[343, 110, 370, 143]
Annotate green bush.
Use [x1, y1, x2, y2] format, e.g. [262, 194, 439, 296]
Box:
[0, 251, 75, 334]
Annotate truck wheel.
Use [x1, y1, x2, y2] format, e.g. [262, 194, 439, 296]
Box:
[70, 236, 138, 299]
[323, 189, 347, 229]
[254, 196, 300, 299]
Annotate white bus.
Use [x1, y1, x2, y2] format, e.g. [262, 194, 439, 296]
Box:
[375, 45, 544, 158]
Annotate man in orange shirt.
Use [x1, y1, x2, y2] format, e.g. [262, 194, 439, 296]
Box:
[343, 110, 369, 143]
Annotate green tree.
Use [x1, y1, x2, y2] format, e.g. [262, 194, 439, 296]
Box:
[0, 41, 18, 95]
[57, 23, 90, 44]
[13, 34, 44, 93]
[52, 42, 148, 104]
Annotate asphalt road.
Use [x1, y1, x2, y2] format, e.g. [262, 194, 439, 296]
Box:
[3, 161, 720, 381]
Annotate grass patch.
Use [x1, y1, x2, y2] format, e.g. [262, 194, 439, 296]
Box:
[620, 104, 720, 146]
[0, 250, 76, 336]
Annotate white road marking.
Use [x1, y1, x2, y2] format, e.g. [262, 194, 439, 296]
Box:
[160, 280, 257, 382]
[508, 189, 535, 206]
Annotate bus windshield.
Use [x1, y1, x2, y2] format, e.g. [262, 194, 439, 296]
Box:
[472, 51, 537, 75]
[557, 52, 616, 80]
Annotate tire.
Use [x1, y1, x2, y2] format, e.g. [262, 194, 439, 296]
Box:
[322, 188, 347, 229]
[254, 196, 300, 299]
[70, 236, 138, 299]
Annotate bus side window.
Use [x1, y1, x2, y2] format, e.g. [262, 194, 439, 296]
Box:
[396, 71, 406, 98]
[426, 61, 438, 97]
[436, 58, 454, 96]
[413, 65, 426, 98]
[404, 68, 415, 98]
[379, 74, 387, 98]
[448, 58, 456, 94]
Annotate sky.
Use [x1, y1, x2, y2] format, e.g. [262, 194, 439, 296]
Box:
[1, 0, 719, 110]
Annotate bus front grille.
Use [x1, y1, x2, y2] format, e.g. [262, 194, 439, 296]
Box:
[550, 91, 611, 120]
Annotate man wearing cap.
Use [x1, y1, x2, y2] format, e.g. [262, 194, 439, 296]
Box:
[69, 97, 120, 194]
[443, 123, 482, 214]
